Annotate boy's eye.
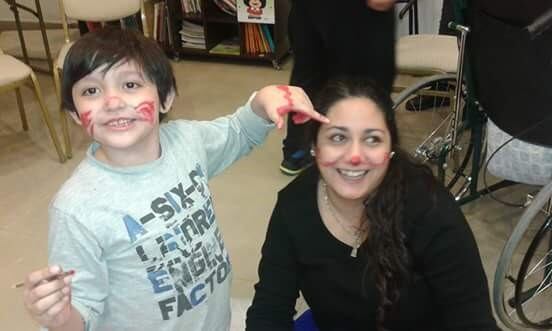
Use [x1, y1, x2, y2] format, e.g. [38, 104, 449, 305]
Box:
[124, 82, 141, 89]
[82, 87, 99, 96]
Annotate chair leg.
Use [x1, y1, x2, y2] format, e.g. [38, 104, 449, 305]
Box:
[53, 67, 72, 159]
[15, 88, 29, 131]
[29, 72, 66, 163]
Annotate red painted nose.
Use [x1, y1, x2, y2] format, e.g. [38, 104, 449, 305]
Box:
[350, 155, 361, 165]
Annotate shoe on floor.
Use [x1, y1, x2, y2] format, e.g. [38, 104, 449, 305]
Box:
[280, 150, 313, 176]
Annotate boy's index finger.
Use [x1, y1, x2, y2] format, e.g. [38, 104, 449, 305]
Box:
[313, 111, 330, 123]
[26, 265, 62, 287]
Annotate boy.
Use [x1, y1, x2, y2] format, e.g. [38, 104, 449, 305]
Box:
[22, 28, 326, 331]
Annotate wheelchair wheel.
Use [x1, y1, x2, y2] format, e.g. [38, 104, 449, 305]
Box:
[494, 181, 552, 330]
[393, 74, 472, 192]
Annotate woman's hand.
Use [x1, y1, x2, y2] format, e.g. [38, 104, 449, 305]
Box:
[251, 85, 329, 129]
[23, 265, 74, 329]
[366, 0, 396, 11]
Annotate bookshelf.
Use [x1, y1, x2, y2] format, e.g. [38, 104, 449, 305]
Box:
[147, 0, 290, 69]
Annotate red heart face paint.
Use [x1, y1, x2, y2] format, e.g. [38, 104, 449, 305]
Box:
[80, 110, 94, 137]
[136, 101, 155, 124]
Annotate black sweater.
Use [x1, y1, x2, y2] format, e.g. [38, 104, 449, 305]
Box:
[246, 166, 499, 331]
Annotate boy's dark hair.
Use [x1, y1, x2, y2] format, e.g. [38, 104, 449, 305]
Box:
[61, 28, 177, 119]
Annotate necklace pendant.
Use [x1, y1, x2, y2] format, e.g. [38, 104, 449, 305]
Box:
[350, 246, 358, 258]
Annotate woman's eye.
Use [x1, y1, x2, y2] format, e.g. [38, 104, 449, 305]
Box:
[330, 134, 346, 143]
[82, 87, 98, 96]
[365, 136, 382, 144]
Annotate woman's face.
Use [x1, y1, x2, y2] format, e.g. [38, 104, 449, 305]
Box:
[314, 97, 392, 203]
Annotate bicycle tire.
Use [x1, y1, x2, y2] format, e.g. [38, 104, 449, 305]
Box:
[493, 180, 552, 330]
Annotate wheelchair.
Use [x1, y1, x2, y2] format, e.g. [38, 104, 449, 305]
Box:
[392, 1, 552, 329]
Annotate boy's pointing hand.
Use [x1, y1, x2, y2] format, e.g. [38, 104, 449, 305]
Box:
[251, 85, 330, 129]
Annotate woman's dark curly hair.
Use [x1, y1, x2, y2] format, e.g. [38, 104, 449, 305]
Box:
[307, 76, 433, 330]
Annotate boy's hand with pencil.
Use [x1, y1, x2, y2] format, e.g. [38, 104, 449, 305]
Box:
[22, 265, 76, 329]
[251, 85, 330, 129]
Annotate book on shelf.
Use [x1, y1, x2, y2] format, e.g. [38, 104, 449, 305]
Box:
[209, 37, 240, 55]
[152, 1, 175, 47]
[180, 20, 206, 49]
[242, 23, 274, 56]
[214, 0, 237, 16]
[181, 0, 202, 15]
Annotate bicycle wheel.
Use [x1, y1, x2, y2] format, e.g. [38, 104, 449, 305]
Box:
[393, 74, 472, 192]
[494, 181, 552, 330]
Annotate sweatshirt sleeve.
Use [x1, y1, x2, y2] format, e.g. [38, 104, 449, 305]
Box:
[191, 94, 274, 179]
[246, 196, 300, 331]
[47, 206, 109, 331]
[414, 187, 501, 331]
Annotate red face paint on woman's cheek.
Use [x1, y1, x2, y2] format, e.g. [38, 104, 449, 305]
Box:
[80, 111, 94, 137]
[319, 160, 337, 167]
[136, 101, 155, 124]
[367, 152, 391, 167]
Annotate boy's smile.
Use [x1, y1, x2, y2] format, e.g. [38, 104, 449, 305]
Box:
[70, 60, 173, 167]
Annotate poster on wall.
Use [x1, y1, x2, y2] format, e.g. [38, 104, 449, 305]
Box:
[237, 0, 275, 24]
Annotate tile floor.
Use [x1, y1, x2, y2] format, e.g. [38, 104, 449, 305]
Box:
[0, 46, 540, 330]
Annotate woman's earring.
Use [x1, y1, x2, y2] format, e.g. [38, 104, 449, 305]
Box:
[310, 148, 316, 157]
[389, 151, 396, 159]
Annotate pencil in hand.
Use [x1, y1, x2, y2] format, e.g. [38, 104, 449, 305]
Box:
[12, 269, 75, 289]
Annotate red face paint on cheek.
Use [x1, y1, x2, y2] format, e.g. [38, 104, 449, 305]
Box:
[136, 101, 155, 124]
[80, 111, 94, 137]
[319, 160, 337, 167]
[367, 151, 392, 167]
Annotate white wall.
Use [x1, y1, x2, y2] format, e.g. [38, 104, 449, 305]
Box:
[396, 0, 443, 36]
[0, 0, 62, 23]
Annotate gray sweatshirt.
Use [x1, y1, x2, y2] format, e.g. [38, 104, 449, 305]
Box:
[45, 101, 272, 331]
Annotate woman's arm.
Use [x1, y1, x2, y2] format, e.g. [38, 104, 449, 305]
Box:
[417, 187, 501, 330]
[246, 197, 301, 331]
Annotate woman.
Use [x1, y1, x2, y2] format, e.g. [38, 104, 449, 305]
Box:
[246, 78, 500, 331]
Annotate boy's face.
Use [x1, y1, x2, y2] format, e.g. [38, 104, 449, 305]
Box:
[70, 60, 173, 163]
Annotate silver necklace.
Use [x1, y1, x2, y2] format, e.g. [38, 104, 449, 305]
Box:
[321, 181, 366, 257]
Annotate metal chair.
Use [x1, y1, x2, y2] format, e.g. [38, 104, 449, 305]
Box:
[52, 0, 149, 159]
[0, 47, 65, 162]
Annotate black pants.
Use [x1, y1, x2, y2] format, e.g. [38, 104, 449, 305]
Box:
[283, 0, 396, 158]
